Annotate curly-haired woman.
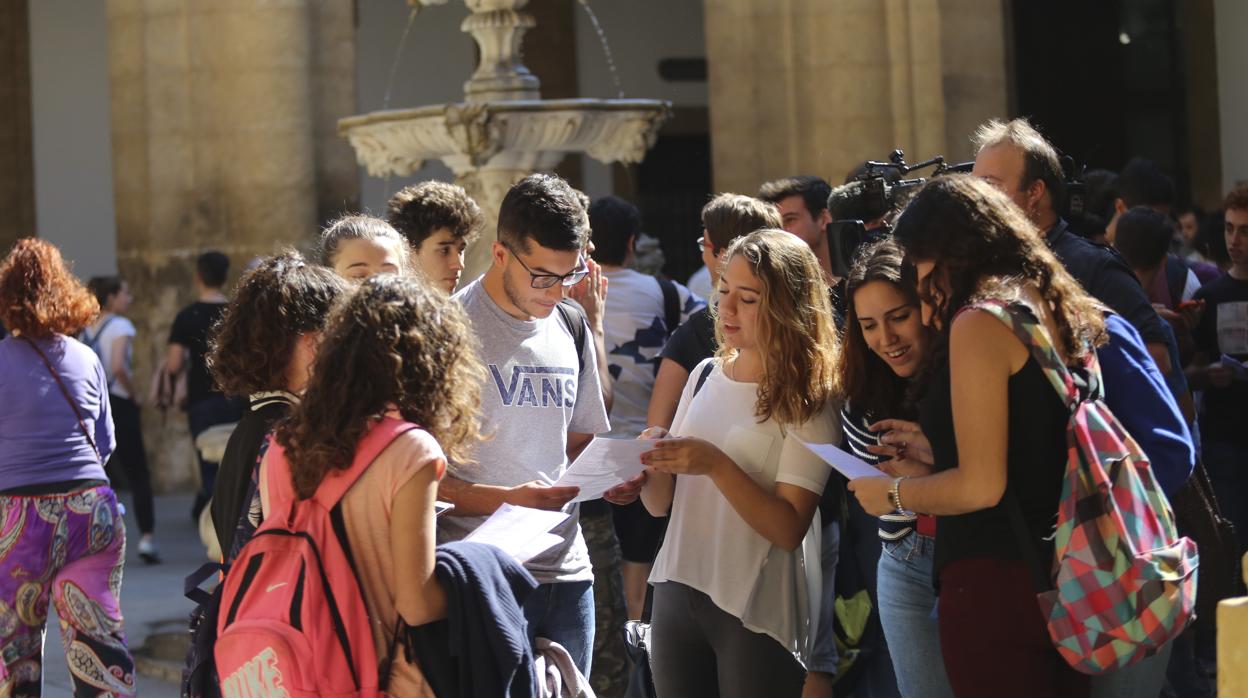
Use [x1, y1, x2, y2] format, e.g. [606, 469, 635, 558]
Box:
[639, 229, 842, 697]
[260, 274, 484, 694]
[848, 175, 1106, 697]
[0, 239, 135, 696]
[206, 252, 348, 560]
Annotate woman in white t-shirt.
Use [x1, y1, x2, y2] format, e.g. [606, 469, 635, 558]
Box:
[85, 276, 160, 562]
[639, 229, 842, 697]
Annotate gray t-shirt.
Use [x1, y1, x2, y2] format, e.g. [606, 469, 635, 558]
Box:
[442, 278, 610, 583]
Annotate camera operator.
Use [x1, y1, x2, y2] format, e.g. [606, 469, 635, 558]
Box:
[970, 118, 1174, 375]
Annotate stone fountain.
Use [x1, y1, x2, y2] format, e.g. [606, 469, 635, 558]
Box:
[338, 0, 672, 281]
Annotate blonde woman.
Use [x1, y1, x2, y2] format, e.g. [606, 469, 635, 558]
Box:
[640, 229, 842, 697]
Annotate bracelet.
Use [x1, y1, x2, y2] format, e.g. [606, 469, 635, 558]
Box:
[889, 476, 911, 514]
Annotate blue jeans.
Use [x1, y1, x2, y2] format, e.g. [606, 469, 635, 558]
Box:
[808, 520, 840, 674]
[523, 580, 595, 677]
[1088, 639, 1174, 698]
[877, 533, 953, 698]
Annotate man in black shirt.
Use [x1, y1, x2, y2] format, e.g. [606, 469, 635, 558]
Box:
[970, 118, 1173, 375]
[1188, 184, 1248, 548]
[163, 251, 243, 519]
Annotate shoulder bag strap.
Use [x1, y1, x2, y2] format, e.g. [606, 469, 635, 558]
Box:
[22, 337, 102, 463]
[556, 300, 588, 374]
[957, 300, 1080, 594]
[657, 277, 681, 337]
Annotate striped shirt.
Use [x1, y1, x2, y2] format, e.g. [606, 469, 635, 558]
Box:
[840, 404, 917, 542]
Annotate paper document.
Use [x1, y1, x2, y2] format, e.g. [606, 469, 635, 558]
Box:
[465, 504, 569, 563]
[797, 439, 885, 480]
[1220, 354, 1248, 382]
[555, 437, 651, 503]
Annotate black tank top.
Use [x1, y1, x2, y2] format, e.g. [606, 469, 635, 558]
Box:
[919, 354, 1069, 578]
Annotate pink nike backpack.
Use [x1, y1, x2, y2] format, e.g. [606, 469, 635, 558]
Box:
[215, 417, 417, 697]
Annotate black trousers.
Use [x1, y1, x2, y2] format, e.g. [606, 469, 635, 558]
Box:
[108, 394, 154, 534]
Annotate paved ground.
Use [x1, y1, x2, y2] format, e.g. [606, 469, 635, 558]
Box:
[44, 493, 204, 697]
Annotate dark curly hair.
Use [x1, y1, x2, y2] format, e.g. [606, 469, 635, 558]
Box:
[386, 181, 484, 249]
[0, 238, 98, 338]
[276, 274, 484, 499]
[208, 252, 348, 397]
[892, 175, 1106, 370]
[837, 237, 927, 421]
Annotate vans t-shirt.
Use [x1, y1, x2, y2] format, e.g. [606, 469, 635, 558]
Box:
[444, 278, 611, 584]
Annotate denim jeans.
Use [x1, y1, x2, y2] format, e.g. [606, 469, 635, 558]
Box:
[877, 533, 953, 698]
[522, 580, 595, 677]
[1088, 639, 1174, 698]
[808, 520, 840, 674]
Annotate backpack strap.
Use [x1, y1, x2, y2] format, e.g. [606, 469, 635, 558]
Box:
[313, 417, 420, 510]
[957, 299, 1100, 409]
[266, 417, 420, 513]
[692, 359, 714, 396]
[1164, 255, 1187, 309]
[555, 300, 587, 374]
[657, 277, 681, 337]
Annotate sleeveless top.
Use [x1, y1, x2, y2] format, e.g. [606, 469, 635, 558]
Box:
[918, 309, 1071, 578]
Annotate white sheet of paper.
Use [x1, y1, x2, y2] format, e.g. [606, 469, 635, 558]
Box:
[464, 503, 569, 563]
[555, 437, 651, 503]
[1220, 353, 1248, 381]
[797, 439, 885, 480]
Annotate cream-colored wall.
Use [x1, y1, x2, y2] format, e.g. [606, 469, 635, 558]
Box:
[29, 0, 117, 277]
[704, 0, 972, 195]
[107, 0, 356, 492]
[1215, 0, 1248, 191]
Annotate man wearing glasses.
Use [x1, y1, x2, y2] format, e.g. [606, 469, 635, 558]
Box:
[440, 173, 633, 677]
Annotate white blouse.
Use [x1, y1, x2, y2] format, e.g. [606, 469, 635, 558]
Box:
[649, 358, 841, 664]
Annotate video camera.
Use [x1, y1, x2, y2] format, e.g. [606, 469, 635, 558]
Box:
[826, 149, 973, 270]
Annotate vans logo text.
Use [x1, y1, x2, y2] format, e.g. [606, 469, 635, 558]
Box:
[489, 365, 576, 408]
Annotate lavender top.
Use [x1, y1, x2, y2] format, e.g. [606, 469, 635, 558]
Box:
[0, 335, 114, 489]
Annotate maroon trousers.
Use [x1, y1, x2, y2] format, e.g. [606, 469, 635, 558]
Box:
[938, 558, 1088, 698]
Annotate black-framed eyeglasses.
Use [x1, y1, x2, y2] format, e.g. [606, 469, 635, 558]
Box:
[505, 244, 590, 289]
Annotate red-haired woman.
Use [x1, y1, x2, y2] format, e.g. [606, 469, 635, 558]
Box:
[0, 239, 135, 696]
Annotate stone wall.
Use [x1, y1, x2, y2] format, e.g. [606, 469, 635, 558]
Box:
[106, 0, 357, 492]
[702, 0, 1008, 194]
[0, 0, 35, 255]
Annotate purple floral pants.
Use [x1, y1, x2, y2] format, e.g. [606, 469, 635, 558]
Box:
[0, 486, 135, 697]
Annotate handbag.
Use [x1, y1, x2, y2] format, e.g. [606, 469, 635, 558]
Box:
[623, 361, 715, 698]
[1171, 460, 1245, 622]
[623, 596, 657, 698]
[23, 336, 103, 464]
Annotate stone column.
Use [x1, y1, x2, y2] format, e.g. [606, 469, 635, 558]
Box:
[1219, 554, 1248, 696]
[703, 0, 1007, 194]
[107, 0, 356, 492]
[0, 0, 35, 254]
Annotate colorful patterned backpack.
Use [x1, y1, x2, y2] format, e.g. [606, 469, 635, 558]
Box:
[972, 300, 1199, 675]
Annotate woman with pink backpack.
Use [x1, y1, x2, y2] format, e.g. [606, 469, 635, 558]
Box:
[226, 274, 484, 695]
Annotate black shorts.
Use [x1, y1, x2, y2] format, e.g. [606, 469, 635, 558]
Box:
[611, 499, 667, 564]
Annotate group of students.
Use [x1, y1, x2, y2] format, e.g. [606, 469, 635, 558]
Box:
[0, 113, 1243, 697]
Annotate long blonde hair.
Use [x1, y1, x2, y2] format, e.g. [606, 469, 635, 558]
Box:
[714, 229, 839, 427]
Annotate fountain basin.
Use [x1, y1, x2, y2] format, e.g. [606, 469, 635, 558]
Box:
[339, 98, 671, 177]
